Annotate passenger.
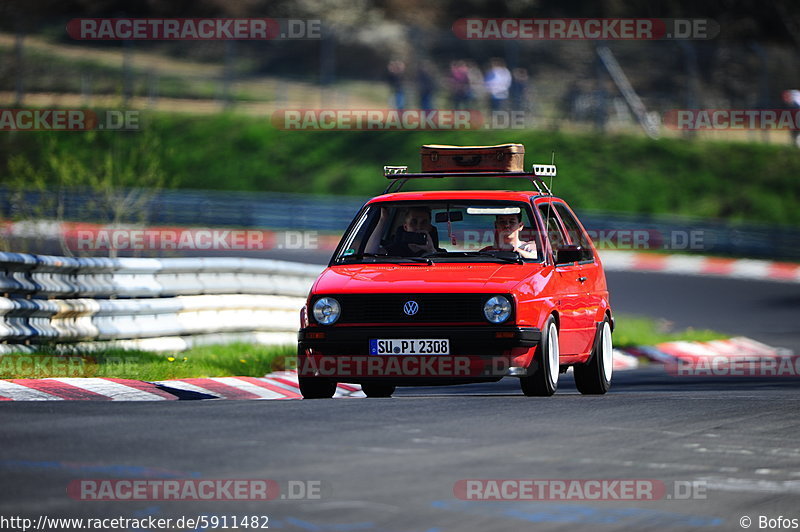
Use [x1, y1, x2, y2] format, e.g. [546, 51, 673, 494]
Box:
[481, 212, 537, 259]
[385, 207, 437, 256]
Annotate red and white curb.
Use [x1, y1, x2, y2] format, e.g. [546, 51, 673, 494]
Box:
[637, 336, 793, 364]
[600, 251, 800, 283]
[612, 349, 640, 370]
[0, 373, 364, 401]
[153, 372, 364, 400]
[0, 378, 178, 401]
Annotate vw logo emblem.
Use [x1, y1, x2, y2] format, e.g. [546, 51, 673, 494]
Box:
[403, 300, 419, 316]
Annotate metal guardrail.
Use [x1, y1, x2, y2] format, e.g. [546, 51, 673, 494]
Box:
[3, 187, 799, 260]
[0, 252, 323, 352]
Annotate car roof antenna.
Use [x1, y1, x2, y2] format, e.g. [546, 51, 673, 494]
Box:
[544, 150, 556, 263]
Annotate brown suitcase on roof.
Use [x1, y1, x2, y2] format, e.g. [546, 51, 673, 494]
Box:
[420, 144, 525, 173]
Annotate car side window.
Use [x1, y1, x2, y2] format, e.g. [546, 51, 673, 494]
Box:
[340, 207, 380, 256]
[554, 204, 594, 262]
[537, 204, 567, 256]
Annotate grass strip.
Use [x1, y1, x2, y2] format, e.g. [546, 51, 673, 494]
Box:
[3, 112, 800, 226]
[612, 313, 727, 348]
[0, 342, 294, 381]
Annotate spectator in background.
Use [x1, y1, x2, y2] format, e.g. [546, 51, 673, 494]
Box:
[386, 59, 406, 110]
[449, 60, 471, 109]
[561, 80, 582, 122]
[484, 58, 512, 111]
[510, 67, 530, 112]
[782, 89, 800, 148]
[465, 60, 484, 108]
[417, 61, 436, 111]
[590, 79, 610, 132]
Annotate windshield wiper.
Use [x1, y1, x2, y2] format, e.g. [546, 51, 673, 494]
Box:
[336, 252, 383, 263]
[418, 250, 523, 264]
[337, 253, 433, 265]
[475, 250, 523, 264]
[394, 256, 434, 265]
[420, 250, 523, 264]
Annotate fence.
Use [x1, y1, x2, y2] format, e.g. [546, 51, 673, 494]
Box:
[0, 252, 323, 353]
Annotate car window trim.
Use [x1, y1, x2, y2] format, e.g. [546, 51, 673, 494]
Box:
[335, 199, 544, 264]
[551, 202, 596, 263]
[534, 200, 570, 265]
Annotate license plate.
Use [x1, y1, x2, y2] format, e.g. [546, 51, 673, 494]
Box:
[369, 339, 450, 355]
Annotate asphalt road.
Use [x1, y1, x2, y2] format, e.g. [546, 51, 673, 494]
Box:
[1, 368, 799, 532]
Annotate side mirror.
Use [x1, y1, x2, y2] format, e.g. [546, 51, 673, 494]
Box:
[556, 245, 583, 265]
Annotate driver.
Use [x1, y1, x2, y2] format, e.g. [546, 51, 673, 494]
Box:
[385, 207, 437, 256]
[481, 212, 538, 259]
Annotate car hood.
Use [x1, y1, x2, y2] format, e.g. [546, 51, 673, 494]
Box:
[312, 263, 543, 294]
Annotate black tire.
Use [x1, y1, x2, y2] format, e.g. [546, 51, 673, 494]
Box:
[361, 383, 396, 398]
[574, 318, 613, 395]
[298, 376, 336, 399]
[520, 315, 559, 397]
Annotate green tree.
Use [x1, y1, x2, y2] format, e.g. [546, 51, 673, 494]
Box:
[4, 128, 171, 257]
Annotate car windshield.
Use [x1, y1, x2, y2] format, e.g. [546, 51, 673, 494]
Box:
[333, 200, 543, 264]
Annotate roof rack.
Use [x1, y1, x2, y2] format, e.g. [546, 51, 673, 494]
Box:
[382, 164, 557, 195]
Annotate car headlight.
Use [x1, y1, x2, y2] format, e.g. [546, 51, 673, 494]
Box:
[313, 297, 341, 325]
[483, 296, 511, 324]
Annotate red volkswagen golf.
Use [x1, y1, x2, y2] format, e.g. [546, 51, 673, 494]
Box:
[297, 145, 613, 398]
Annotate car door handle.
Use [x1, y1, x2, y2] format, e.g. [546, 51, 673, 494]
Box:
[577, 276, 588, 283]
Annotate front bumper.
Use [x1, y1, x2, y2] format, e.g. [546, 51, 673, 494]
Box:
[297, 326, 541, 384]
[298, 325, 541, 355]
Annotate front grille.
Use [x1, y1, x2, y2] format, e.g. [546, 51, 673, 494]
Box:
[315, 293, 509, 324]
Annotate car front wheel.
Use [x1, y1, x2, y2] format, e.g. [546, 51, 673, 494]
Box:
[574, 318, 613, 395]
[520, 315, 559, 397]
[298, 376, 336, 399]
[361, 383, 396, 398]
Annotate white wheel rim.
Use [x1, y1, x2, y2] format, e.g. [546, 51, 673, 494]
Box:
[601, 322, 613, 382]
[547, 322, 560, 385]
